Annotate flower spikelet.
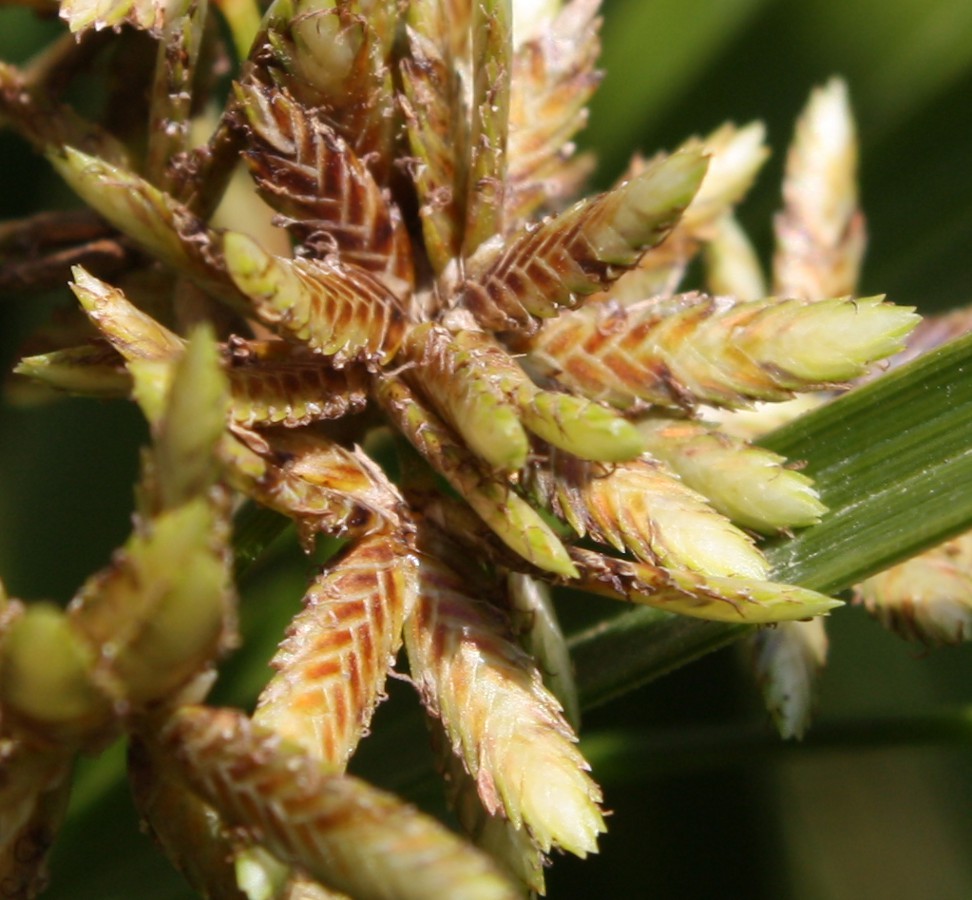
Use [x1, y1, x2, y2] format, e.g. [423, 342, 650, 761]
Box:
[0, 1, 934, 891]
[254, 524, 418, 770]
[405, 549, 605, 858]
[570, 547, 841, 624]
[528, 292, 918, 410]
[259, 0, 399, 173]
[526, 451, 769, 578]
[234, 79, 414, 290]
[635, 415, 827, 533]
[748, 619, 828, 739]
[505, 0, 601, 223]
[60, 0, 167, 35]
[774, 78, 865, 301]
[460, 148, 708, 332]
[225, 339, 369, 429]
[428, 718, 547, 895]
[222, 230, 406, 366]
[508, 572, 580, 730]
[856, 533, 972, 646]
[375, 373, 578, 577]
[158, 704, 520, 900]
[221, 431, 399, 549]
[610, 121, 769, 301]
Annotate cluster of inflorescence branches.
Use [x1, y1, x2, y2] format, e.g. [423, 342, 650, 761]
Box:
[2, 0, 969, 897]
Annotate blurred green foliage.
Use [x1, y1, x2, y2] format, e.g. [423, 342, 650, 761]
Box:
[2, 2, 972, 898]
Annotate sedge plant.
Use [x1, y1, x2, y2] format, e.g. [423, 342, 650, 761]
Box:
[1, 1, 972, 898]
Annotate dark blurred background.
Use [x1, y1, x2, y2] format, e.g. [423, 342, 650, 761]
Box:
[2, 1, 972, 897]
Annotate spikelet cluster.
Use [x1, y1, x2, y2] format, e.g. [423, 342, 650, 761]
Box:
[710, 80, 972, 737]
[0, 2, 923, 897]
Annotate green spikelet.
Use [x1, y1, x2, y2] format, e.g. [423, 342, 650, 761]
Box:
[610, 122, 769, 301]
[403, 323, 531, 471]
[462, 0, 513, 255]
[69, 267, 184, 362]
[400, 18, 468, 274]
[527, 451, 769, 578]
[508, 572, 581, 730]
[403, 323, 642, 470]
[636, 415, 827, 533]
[376, 373, 578, 578]
[13, 343, 132, 399]
[0, 604, 114, 743]
[47, 148, 241, 307]
[570, 548, 842, 624]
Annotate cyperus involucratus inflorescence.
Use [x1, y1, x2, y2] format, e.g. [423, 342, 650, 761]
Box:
[0, 1, 927, 897]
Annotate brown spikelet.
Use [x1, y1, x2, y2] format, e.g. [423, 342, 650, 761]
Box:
[222, 231, 406, 367]
[235, 80, 414, 291]
[145, 0, 205, 193]
[257, 0, 399, 177]
[222, 430, 393, 549]
[460, 149, 707, 333]
[225, 339, 369, 429]
[528, 292, 916, 410]
[255, 525, 418, 770]
[159, 705, 520, 900]
[405, 550, 604, 858]
[855, 533, 972, 646]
